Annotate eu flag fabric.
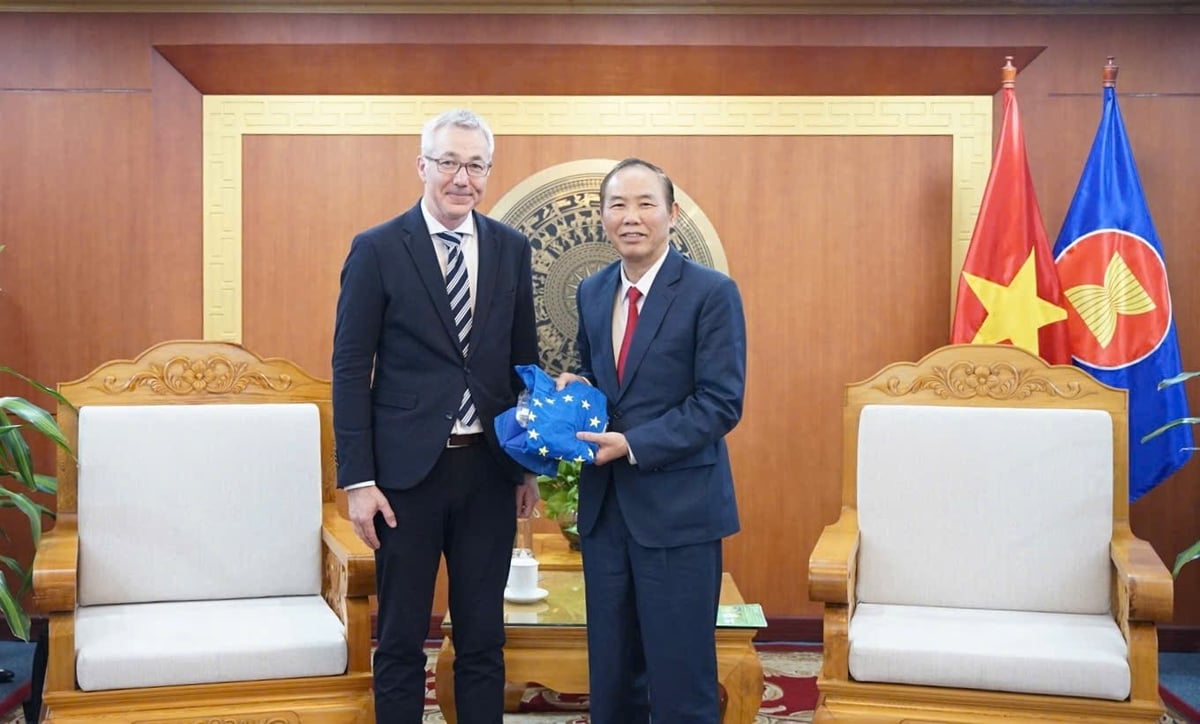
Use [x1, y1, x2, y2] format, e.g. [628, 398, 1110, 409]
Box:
[950, 80, 1071, 364]
[494, 365, 609, 477]
[1052, 85, 1193, 501]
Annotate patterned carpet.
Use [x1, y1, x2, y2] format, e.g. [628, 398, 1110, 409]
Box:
[418, 643, 821, 723]
[2, 647, 1191, 722]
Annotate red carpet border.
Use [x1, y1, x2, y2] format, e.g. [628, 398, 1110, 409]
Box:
[421, 643, 821, 723]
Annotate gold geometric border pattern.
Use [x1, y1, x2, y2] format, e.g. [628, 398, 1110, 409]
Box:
[203, 94, 991, 341]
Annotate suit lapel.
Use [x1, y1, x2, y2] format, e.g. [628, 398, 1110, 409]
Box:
[616, 249, 682, 403]
[399, 206, 461, 348]
[588, 264, 622, 396]
[469, 211, 499, 361]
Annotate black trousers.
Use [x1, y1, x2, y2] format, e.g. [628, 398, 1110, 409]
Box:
[371, 445, 515, 724]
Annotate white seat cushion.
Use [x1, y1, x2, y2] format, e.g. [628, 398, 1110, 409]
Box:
[849, 603, 1130, 700]
[75, 596, 347, 691]
[77, 403, 323, 605]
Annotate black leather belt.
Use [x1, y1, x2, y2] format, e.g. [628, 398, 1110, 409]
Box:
[447, 433, 484, 448]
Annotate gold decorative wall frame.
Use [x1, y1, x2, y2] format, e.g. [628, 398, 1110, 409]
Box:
[203, 94, 992, 342]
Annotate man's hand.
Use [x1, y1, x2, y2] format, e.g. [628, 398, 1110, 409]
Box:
[516, 472, 541, 518]
[555, 372, 590, 391]
[347, 485, 395, 550]
[577, 430, 630, 465]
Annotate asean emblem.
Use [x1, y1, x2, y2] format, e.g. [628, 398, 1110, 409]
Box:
[489, 159, 727, 376]
[1054, 229, 1172, 370]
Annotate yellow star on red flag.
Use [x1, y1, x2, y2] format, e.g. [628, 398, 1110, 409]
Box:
[962, 248, 1067, 355]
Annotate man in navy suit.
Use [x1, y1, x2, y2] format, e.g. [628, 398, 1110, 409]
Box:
[332, 109, 540, 723]
[558, 158, 747, 724]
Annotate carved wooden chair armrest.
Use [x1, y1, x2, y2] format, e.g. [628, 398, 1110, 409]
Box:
[322, 503, 376, 673]
[32, 515, 79, 614]
[31, 515, 79, 693]
[1111, 529, 1173, 625]
[1111, 528, 1174, 702]
[808, 508, 859, 680]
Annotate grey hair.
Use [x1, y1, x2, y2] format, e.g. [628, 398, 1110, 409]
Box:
[420, 109, 495, 160]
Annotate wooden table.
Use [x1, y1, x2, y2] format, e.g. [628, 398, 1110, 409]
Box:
[436, 568, 763, 724]
[530, 531, 582, 570]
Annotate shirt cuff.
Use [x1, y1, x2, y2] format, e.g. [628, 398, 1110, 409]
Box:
[344, 480, 376, 490]
[626, 447, 637, 465]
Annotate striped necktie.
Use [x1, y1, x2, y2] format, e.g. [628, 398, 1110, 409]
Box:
[436, 231, 477, 427]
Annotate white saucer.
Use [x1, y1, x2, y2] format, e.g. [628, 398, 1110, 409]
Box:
[504, 586, 549, 604]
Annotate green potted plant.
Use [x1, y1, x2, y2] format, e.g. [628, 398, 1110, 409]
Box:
[1140, 370, 1200, 577]
[536, 459, 581, 551]
[0, 366, 73, 641]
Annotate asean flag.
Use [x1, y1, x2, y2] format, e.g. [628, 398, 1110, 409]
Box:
[951, 62, 1071, 364]
[1052, 72, 1193, 501]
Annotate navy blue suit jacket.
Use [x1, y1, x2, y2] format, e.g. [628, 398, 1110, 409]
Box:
[574, 248, 746, 548]
[332, 202, 538, 490]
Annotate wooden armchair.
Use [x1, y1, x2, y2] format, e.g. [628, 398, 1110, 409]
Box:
[808, 344, 1173, 723]
[32, 341, 375, 723]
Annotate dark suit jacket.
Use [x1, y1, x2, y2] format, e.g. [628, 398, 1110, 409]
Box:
[574, 248, 746, 548]
[332, 201, 538, 490]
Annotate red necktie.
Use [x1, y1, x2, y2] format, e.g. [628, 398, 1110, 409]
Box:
[617, 287, 642, 384]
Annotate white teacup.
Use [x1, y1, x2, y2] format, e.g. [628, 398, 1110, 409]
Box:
[506, 556, 540, 598]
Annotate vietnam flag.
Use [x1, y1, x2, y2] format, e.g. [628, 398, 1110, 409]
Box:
[1052, 59, 1192, 501]
[951, 59, 1071, 364]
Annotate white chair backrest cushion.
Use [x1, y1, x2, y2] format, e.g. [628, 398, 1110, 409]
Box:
[77, 403, 322, 606]
[856, 404, 1113, 614]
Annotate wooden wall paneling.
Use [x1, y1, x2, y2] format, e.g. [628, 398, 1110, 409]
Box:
[155, 44, 1044, 96]
[3, 9, 1200, 625]
[0, 92, 154, 391]
[241, 134, 420, 376]
[0, 13, 152, 90]
[10, 0, 1200, 12]
[147, 49, 204, 348]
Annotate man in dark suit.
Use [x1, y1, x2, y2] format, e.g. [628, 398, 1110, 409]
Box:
[558, 158, 747, 724]
[332, 109, 540, 724]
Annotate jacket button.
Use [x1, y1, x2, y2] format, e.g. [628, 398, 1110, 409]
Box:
[444, 413, 453, 420]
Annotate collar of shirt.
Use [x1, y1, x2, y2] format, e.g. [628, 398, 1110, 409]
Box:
[619, 246, 670, 307]
[420, 199, 477, 241]
[612, 247, 670, 369]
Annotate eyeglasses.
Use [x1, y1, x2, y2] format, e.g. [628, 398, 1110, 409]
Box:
[424, 156, 492, 178]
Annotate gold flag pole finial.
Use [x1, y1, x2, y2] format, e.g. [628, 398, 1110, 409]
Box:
[1103, 56, 1119, 88]
[1001, 56, 1017, 88]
